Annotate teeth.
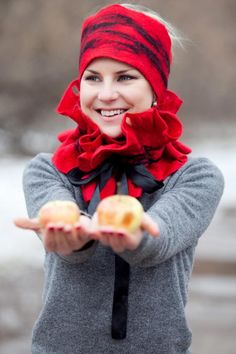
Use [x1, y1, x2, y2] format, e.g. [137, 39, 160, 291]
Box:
[100, 109, 125, 117]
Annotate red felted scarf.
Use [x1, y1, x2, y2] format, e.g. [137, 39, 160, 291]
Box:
[52, 81, 191, 202]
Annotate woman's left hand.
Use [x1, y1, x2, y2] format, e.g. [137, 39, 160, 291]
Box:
[89, 212, 159, 253]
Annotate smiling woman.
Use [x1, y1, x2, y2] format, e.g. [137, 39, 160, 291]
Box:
[14, 3, 224, 354]
[80, 58, 154, 137]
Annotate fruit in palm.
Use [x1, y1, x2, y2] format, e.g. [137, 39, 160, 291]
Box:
[97, 195, 143, 232]
[38, 200, 80, 227]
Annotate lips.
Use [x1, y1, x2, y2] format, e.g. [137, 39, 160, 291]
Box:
[96, 109, 128, 118]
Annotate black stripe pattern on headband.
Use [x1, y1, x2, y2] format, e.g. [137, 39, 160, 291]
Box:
[81, 13, 170, 71]
[80, 13, 170, 86]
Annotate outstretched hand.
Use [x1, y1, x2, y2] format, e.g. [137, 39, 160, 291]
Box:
[89, 212, 159, 253]
[14, 215, 92, 256]
[14, 212, 159, 255]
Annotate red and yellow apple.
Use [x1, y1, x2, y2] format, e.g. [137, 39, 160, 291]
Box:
[96, 195, 143, 232]
[38, 200, 80, 227]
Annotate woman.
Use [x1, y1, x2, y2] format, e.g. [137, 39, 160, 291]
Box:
[15, 4, 224, 354]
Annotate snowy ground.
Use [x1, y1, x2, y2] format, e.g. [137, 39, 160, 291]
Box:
[0, 157, 44, 267]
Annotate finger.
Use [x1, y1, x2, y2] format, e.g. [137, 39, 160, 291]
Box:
[74, 217, 91, 241]
[13, 218, 41, 231]
[108, 233, 126, 253]
[141, 213, 159, 237]
[43, 223, 71, 255]
[54, 225, 74, 255]
[77, 230, 91, 243]
[98, 227, 128, 249]
[88, 230, 100, 241]
[64, 227, 81, 249]
[98, 233, 110, 246]
[43, 227, 57, 252]
[97, 227, 127, 252]
[65, 225, 88, 246]
[120, 230, 143, 251]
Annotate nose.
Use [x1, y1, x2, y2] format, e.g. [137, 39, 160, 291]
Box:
[97, 81, 119, 102]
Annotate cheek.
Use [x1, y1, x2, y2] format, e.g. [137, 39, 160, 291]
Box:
[142, 83, 154, 104]
[131, 87, 153, 108]
[79, 84, 93, 111]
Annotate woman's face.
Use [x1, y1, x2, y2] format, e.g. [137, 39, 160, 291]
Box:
[80, 58, 154, 137]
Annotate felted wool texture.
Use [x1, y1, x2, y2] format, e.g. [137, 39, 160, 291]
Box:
[79, 4, 171, 101]
[53, 89, 191, 201]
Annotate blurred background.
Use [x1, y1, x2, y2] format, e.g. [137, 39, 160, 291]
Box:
[0, 0, 235, 353]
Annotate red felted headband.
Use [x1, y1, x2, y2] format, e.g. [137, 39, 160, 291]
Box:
[79, 4, 172, 101]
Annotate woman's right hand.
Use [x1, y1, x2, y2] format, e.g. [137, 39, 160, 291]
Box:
[14, 215, 92, 255]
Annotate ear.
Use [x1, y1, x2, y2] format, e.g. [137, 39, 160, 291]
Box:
[152, 94, 158, 107]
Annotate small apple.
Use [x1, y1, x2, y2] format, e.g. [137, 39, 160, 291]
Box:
[96, 195, 143, 232]
[38, 200, 80, 227]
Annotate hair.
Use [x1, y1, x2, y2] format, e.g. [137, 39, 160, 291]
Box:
[120, 3, 185, 49]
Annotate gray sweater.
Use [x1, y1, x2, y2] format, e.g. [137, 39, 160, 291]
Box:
[23, 153, 224, 354]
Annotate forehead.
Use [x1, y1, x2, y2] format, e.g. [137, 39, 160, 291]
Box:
[85, 58, 138, 72]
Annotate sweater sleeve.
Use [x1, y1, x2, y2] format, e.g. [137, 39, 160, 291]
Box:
[119, 157, 225, 267]
[23, 153, 97, 263]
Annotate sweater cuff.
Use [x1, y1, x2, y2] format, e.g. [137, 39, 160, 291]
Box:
[117, 228, 167, 268]
[58, 241, 98, 264]
[74, 240, 95, 252]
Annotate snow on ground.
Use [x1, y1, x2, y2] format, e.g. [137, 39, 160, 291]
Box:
[190, 139, 236, 262]
[0, 138, 236, 266]
[190, 138, 236, 208]
[0, 157, 44, 267]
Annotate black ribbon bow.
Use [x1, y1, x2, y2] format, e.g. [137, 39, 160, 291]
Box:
[67, 155, 163, 194]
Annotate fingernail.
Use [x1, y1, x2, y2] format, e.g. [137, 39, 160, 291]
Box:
[48, 226, 55, 231]
[64, 227, 72, 233]
[104, 232, 114, 237]
[75, 226, 81, 231]
[117, 232, 125, 237]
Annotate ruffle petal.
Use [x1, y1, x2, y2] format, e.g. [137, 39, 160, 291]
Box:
[56, 79, 81, 124]
[158, 89, 183, 113]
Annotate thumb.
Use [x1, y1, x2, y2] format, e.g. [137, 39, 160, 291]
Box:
[141, 213, 160, 237]
[14, 217, 41, 231]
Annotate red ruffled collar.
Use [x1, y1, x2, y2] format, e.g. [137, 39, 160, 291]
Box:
[52, 81, 191, 202]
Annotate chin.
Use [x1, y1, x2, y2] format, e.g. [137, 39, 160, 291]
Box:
[101, 128, 122, 138]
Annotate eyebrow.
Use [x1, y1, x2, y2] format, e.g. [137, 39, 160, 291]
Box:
[85, 69, 136, 74]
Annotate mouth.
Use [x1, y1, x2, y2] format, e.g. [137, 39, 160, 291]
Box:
[96, 109, 128, 118]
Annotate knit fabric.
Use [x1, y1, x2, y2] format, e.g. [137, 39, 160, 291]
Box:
[23, 153, 224, 354]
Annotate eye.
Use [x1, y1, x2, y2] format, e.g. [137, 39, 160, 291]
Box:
[118, 74, 137, 81]
[84, 75, 100, 82]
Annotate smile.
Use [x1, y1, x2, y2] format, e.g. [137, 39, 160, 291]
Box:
[96, 109, 128, 117]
